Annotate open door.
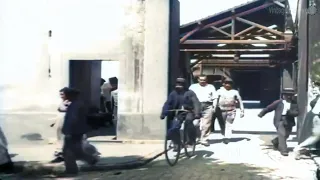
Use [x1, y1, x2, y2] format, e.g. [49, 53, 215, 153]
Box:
[69, 60, 101, 109]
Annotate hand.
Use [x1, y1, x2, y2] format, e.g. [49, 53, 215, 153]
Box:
[50, 123, 55, 127]
[257, 114, 263, 118]
[160, 115, 165, 120]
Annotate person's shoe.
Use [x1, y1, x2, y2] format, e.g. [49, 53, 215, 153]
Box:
[294, 151, 301, 160]
[200, 140, 209, 146]
[88, 157, 99, 166]
[271, 142, 278, 150]
[173, 144, 179, 152]
[223, 138, 229, 144]
[280, 151, 289, 156]
[50, 157, 64, 163]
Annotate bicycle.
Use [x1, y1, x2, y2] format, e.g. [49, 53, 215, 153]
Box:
[164, 109, 197, 166]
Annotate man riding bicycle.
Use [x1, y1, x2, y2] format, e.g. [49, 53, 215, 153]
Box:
[160, 78, 201, 148]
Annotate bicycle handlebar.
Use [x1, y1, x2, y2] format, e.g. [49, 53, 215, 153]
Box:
[166, 109, 190, 112]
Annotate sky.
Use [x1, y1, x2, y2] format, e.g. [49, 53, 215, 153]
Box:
[102, 0, 299, 80]
[179, 0, 298, 25]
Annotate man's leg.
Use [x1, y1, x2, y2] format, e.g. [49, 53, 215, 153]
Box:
[223, 110, 236, 144]
[277, 121, 289, 156]
[200, 106, 213, 145]
[211, 112, 217, 132]
[51, 117, 65, 163]
[63, 136, 79, 174]
[216, 108, 225, 136]
[185, 113, 196, 145]
[63, 135, 97, 174]
[271, 137, 279, 150]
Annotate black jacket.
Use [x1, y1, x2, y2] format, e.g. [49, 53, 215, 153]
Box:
[62, 99, 89, 135]
[161, 90, 201, 119]
[258, 99, 299, 127]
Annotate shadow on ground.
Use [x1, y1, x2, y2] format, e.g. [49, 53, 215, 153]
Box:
[214, 130, 297, 135]
[8, 155, 150, 179]
[18, 150, 289, 180]
[20, 133, 44, 141]
[208, 137, 250, 144]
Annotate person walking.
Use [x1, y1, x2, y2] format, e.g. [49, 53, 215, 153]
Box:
[189, 74, 216, 146]
[61, 88, 98, 175]
[258, 89, 298, 156]
[50, 87, 71, 163]
[294, 93, 320, 159]
[213, 78, 244, 144]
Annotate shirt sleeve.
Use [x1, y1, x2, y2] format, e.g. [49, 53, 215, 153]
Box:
[234, 90, 244, 111]
[312, 98, 320, 114]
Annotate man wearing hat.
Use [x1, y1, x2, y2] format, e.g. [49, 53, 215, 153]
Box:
[189, 74, 217, 146]
[160, 78, 201, 147]
[213, 78, 244, 144]
[258, 89, 298, 156]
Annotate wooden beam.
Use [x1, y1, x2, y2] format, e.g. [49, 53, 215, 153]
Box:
[180, 48, 286, 52]
[183, 39, 287, 44]
[201, 59, 270, 63]
[210, 26, 232, 37]
[179, 2, 273, 44]
[190, 59, 203, 68]
[211, 24, 232, 33]
[273, 1, 285, 8]
[236, 17, 284, 37]
[231, 9, 235, 40]
[180, 25, 202, 43]
[234, 26, 256, 37]
[201, 63, 273, 67]
[202, 2, 274, 30]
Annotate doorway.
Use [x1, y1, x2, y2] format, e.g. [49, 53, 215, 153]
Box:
[232, 70, 262, 101]
[69, 60, 119, 138]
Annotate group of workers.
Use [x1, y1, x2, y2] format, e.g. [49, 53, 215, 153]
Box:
[2, 75, 320, 175]
[160, 74, 318, 158]
[161, 75, 245, 146]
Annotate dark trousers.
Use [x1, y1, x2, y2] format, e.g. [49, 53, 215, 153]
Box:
[212, 107, 225, 135]
[63, 135, 96, 174]
[272, 117, 293, 153]
[168, 112, 197, 144]
[184, 112, 197, 144]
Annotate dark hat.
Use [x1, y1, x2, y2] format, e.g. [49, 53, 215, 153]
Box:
[175, 77, 186, 88]
[281, 88, 295, 95]
[176, 77, 186, 83]
[223, 78, 233, 83]
[109, 77, 118, 85]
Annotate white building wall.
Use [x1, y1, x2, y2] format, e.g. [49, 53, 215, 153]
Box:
[0, 0, 133, 112]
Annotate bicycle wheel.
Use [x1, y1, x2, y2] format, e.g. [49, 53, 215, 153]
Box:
[183, 123, 196, 158]
[164, 132, 181, 166]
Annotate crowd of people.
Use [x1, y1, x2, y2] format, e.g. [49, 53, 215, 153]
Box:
[160, 74, 308, 158]
[2, 74, 320, 175]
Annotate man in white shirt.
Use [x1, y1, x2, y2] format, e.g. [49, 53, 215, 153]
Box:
[213, 79, 244, 144]
[101, 79, 113, 113]
[189, 74, 216, 146]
